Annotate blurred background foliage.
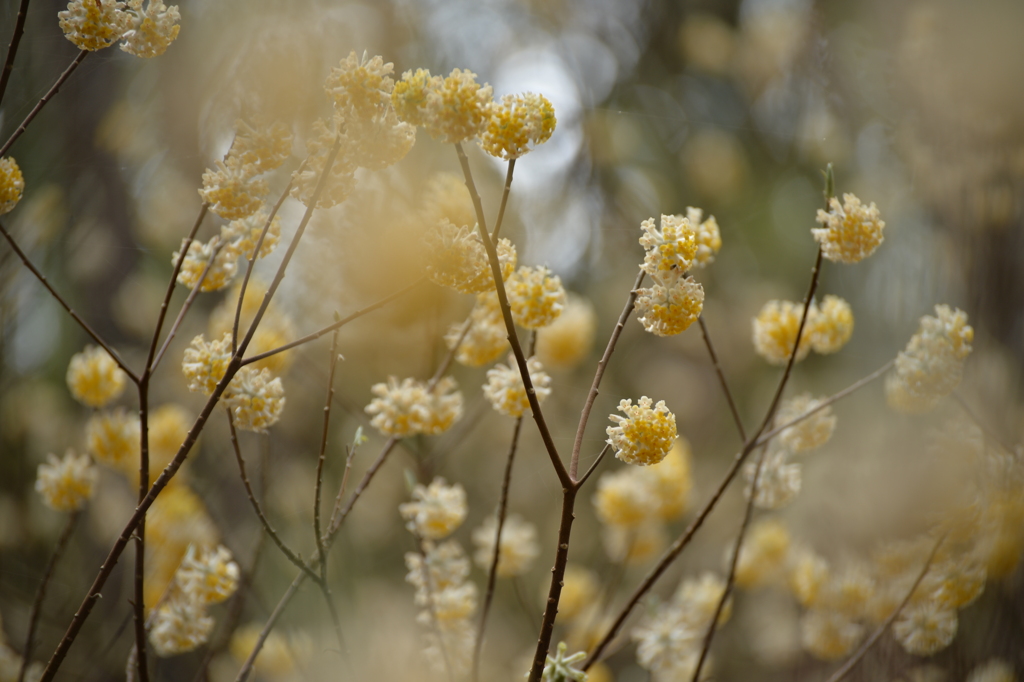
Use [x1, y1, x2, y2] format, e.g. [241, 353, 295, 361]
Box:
[1, 0, 1023, 680]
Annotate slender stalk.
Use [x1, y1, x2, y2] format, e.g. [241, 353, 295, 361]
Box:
[569, 269, 644, 480]
[241, 277, 424, 367]
[823, 533, 946, 682]
[0, 51, 87, 157]
[327, 439, 360, 540]
[491, 159, 515, 239]
[233, 573, 306, 682]
[698, 315, 747, 441]
[146, 204, 209, 372]
[0, 0, 32, 109]
[227, 411, 319, 581]
[17, 512, 78, 682]
[0, 219, 138, 383]
[576, 443, 612, 489]
[327, 437, 399, 537]
[131, 385, 151, 682]
[472, 415, 526, 682]
[314, 326, 341, 571]
[454, 141, 570, 488]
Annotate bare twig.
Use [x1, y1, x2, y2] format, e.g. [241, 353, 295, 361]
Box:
[17, 512, 78, 682]
[823, 532, 946, 682]
[698, 315, 747, 441]
[491, 159, 515, 240]
[0, 51, 87, 157]
[314, 325, 341, 569]
[0, 0, 32, 109]
[576, 443, 612, 489]
[0, 219, 138, 383]
[131, 390, 151, 682]
[233, 573, 306, 682]
[327, 437, 400, 538]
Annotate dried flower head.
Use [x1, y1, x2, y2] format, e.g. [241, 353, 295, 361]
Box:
[640, 214, 698, 278]
[635, 275, 704, 336]
[808, 295, 853, 354]
[472, 514, 539, 577]
[66, 345, 127, 407]
[445, 292, 507, 367]
[400, 477, 467, 539]
[423, 219, 516, 294]
[228, 118, 292, 174]
[607, 396, 678, 466]
[506, 265, 566, 329]
[812, 193, 885, 263]
[173, 236, 240, 292]
[776, 393, 836, 453]
[176, 544, 239, 605]
[687, 207, 722, 267]
[752, 299, 813, 364]
[86, 408, 140, 470]
[224, 366, 285, 432]
[365, 376, 463, 437]
[58, 0, 132, 51]
[482, 355, 551, 418]
[0, 157, 25, 214]
[35, 450, 98, 511]
[535, 295, 597, 370]
[181, 333, 233, 395]
[120, 0, 180, 58]
[479, 92, 556, 159]
[198, 160, 267, 220]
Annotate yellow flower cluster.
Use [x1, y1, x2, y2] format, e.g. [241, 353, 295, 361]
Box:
[175, 544, 240, 605]
[635, 275, 705, 336]
[181, 333, 233, 395]
[592, 441, 693, 531]
[535, 295, 597, 370]
[732, 518, 791, 588]
[506, 265, 566, 329]
[607, 396, 678, 466]
[479, 93, 557, 160]
[0, 156, 25, 215]
[808, 295, 854, 354]
[198, 160, 268, 221]
[445, 292, 507, 367]
[120, 0, 180, 58]
[687, 206, 723, 267]
[148, 595, 213, 656]
[207, 280, 295, 375]
[35, 450, 98, 511]
[224, 366, 285, 432]
[812, 193, 885, 264]
[471, 514, 539, 578]
[364, 376, 463, 437]
[743, 445, 801, 509]
[86, 408, 140, 470]
[776, 393, 836, 453]
[173, 236, 240, 292]
[220, 208, 281, 261]
[324, 52, 394, 119]
[393, 68, 494, 144]
[230, 118, 293, 174]
[888, 305, 974, 411]
[400, 477, 467, 540]
[482, 354, 552, 418]
[639, 214, 698, 276]
[66, 345, 127, 407]
[58, 0, 132, 51]
[423, 219, 517, 294]
[144, 484, 218, 607]
[752, 295, 854, 364]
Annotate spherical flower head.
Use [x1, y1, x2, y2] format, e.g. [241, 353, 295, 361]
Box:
[120, 0, 180, 58]
[35, 450, 98, 511]
[540, 642, 587, 682]
[822, 564, 876, 621]
[640, 214, 698, 278]
[400, 477, 467, 539]
[788, 547, 830, 607]
[808, 295, 853, 354]
[892, 600, 958, 656]
[507, 265, 566, 330]
[0, 156, 25, 215]
[535, 295, 596, 370]
[472, 514, 539, 577]
[776, 393, 836, 453]
[812, 193, 885, 263]
[176, 544, 239, 605]
[923, 557, 987, 609]
[224, 366, 285, 432]
[686, 207, 722, 268]
[607, 397, 678, 466]
[428, 582, 478, 623]
[676, 571, 732, 626]
[446, 292, 507, 367]
[483, 354, 552, 418]
[635, 276, 704, 336]
[58, 0, 132, 51]
[173, 236, 240, 292]
[325, 52, 394, 119]
[220, 209, 281, 261]
[422, 69, 494, 144]
[365, 376, 463, 437]
[479, 92, 556, 160]
[885, 372, 940, 414]
[800, 609, 864, 661]
[66, 345, 127, 407]
[149, 594, 214, 657]
[733, 518, 791, 589]
[86, 408, 140, 470]
[744, 446, 801, 510]
[392, 68, 441, 128]
[423, 219, 517, 294]
[290, 113, 357, 208]
[893, 305, 974, 400]
[344, 105, 416, 171]
[181, 333, 233, 395]
[228, 118, 293, 174]
[752, 299, 813, 365]
[198, 160, 267, 220]
[405, 539, 471, 603]
[593, 467, 658, 527]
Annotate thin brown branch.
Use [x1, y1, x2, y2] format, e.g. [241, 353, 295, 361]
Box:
[314, 325, 341, 567]
[240, 277, 424, 367]
[0, 0, 32, 109]
[327, 436, 360, 540]
[227, 410, 319, 582]
[0, 219, 138, 383]
[698, 315, 747, 442]
[17, 511, 78, 682]
[233, 573, 307, 682]
[454, 141, 571, 489]
[576, 443, 612, 489]
[473, 414, 526, 682]
[0, 50, 87, 157]
[490, 159, 515, 240]
[132, 387, 151, 682]
[327, 436, 400, 538]
[823, 532, 946, 682]
[570, 269, 644, 480]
